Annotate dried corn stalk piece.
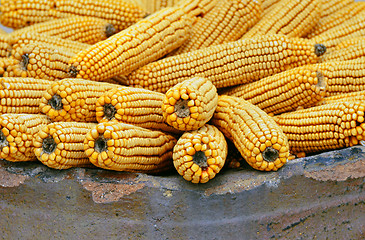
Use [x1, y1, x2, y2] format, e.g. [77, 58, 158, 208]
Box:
[0, 114, 51, 162]
[273, 100, 365, 154]
[127, 34, 326, 93]
[9, 16, 116, 44]
[0, 77, 52, 114]
[84, 122, 177, 173]
[306, 2, 365, 39]
[68, 7, 191, 81]
[173, 124, 227, 183]
[96, 86, 180, 134]
[211, 95, 289, 171]
[221, 66, 327, 115]
[171, 0, 262, 55]
[242, 0, 322, 38]
[40, 78, 120, 123]
[162, 77, 218, 131]
[320, 38, 365, 62]
[320, 0, 354, 18]
[33, 122, 96, 169]
[6, 43, 74, 80]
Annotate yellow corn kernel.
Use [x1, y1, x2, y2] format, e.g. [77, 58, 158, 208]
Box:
[316, 90, 365, 106]
[320, 0, 354, 18]
[0, 34, 10, 58]
[211, 95, 290, 171]
[261, 0, 281, 15]
[173, 124, 227, 183]
[40, 78, 120, 122]
[162, 77, 218, 131]
[0, 58, 20, 77]
[320, 38, 365, 62]
[139, 0, 179, 13]
[84, 122, 177, 173]
[0, 114, 51, 162]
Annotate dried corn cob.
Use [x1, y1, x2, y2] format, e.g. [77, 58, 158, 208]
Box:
[273, 100, 365, 154]
[9, 32, 90, 56]
[127, 34, 326, 93]
[0, 58, 20, 77]
[211, 95, 289, 171]
[162, 77, 218, 131]
[320, 38, 365, 62]
[9, 16, 116, 44]
[40, 78, 120, 123]
[317, 90, 365, 106]
[0, 77, 52, 114]
[84, 122, 177, 173]
[0, 0, 146, 31]
[310, 14, 365, 50]
[306, 2, 365, 39]
[0, 34, 10, 58]
[6, 43, 74, 80]
[242, 0, 322, 38]
[140, 0, 179, 13]
[0, 114, 51, 162]
[173, 124, 227, 183]
[95, 86, 180, 134]
[67, 7, 191, 81]
[171, 0, 261, 55]
[221, 66, 327, 115]
[33, 122, 96, 169]
[320, 0, 354, 18]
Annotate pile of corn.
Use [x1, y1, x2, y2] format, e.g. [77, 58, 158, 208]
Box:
[0, 0, 365, 184]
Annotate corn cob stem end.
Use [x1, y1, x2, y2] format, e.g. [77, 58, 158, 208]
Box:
[262, 147, 279, 162]
[42, 137, 57, 155]
[175, 99, 190, 118]
[95, 136, 108, 153]
[103, 103, 117, 120]
[48, 94, 63, 110]
[193, 150, 208, 169]
[314, 44, 327, 57]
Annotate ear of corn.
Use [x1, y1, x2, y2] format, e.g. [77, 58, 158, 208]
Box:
[139, 0, 179, 13]
[306, 2, 365, 39]
[320, 0, 354, 19]
[0, 77, 52, 114]
[0, 34, 11, 58]
[0, 58, 20, 77]
[33, 122, 96, 169]
[320, 38, 365, 62]
[332, 36, 365, 50]
[9, 16, 116, 44]
[241, 0, 322, 38]
[127, 34, 326, 93]
[68, 7, 191, 81]
[95, 86, 181, 134]
[175, 0, 219, 17]
[273, 100, 365, 154]
[40, 78, 120, 123]
[171, 0, 262, 55]
[84, 122, 177, 173]
[316, 90, 365, 106]
[0, 114, 51, 162]
[211, 95, 290, 171]
[221, 66, 327, 115]
[261, 0, 281, 15]
[162, 77, 218, 131]
[173, 124, 227, 183]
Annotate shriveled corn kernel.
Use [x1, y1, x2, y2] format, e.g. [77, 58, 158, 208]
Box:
[68, 7, 191, 81]
[221, 66, 327, 115]
[96, 86, 180, 134]
[84, 122, 177, 173]
[0, 114, 51, 162]
[40, 78, 120, 122]
[162, 77, 218, 131]
[127, 34, 326, 93]
[211, 95, 289, 171]
[274, 100, 365, 154]
[173, 124, 227, 183]
[242, 0, 322, 38]
[33, 122, 96, 169]
[9, 16, 116, 44]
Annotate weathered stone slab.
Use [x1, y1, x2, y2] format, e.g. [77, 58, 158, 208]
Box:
[1, 146, 364, 239]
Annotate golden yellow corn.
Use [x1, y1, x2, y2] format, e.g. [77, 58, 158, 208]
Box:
[273, 100, 365, 154]
[6, 43, 74, 80]
[84, 122, 177, 173]
[261, 0, 281, 15]
[242, 0, 322, 38]
[162, 77, 218, 131]
[0, 77, 52, 114]
[320, 0, 354, 18]
[95, 86, 180, 134]
[175, 0, 219, 17]
[0, 34, 10, 58]
[127, 34, 326, 93]
[33, 122, 96, 169]
[306, 2, 365, 39]
[67, 7, 191, 81]
[40, 78, 120, 123]
[211, 95, 290, 171]
[9, 16, 116, 44]
[317, 90, 365, 106]
[0, 0, 146, 31]
[320, 38, 365, 62]
[173, 124, 227, 183]
[0, 114, 51, 162]
[140, 0, 179, 13]
[171, 0, 262, 55]
[332, 36, 365, 50]
[221, 66, 327, 115]
[0, 58, 20, 77]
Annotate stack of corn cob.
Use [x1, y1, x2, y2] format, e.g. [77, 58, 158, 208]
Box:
[0, 0, 365, 184]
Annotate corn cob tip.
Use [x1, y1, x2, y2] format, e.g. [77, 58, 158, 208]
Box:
[105, 23, 116, 38]
[68, 65, 78, 78]
[314, 44, 327, 57]
[42, 137, 57, 155]
[262, 147, 279, 163]
[103, 103, 117, 120]
[48, 94, 63, 110]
